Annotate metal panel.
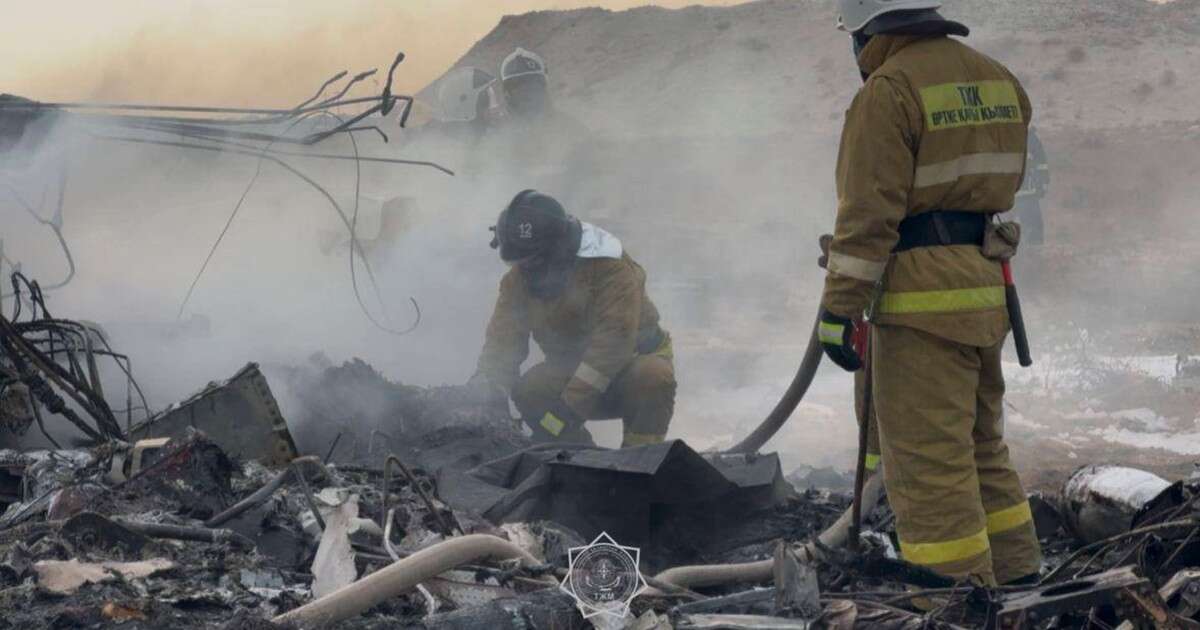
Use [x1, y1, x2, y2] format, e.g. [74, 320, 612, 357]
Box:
[130, 363, 298, 466]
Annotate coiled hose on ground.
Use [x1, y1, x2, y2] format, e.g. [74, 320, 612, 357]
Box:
[272, 534, 545, 628]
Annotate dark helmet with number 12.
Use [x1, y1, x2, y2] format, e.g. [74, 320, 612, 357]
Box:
[489, 190, 579, 264]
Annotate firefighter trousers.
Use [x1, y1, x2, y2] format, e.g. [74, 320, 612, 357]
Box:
[873, 324, 1042, 585]
[511, 354, 676, 448]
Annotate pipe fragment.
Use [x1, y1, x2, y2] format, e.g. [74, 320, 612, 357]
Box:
[205, 456, 324, 528]
[115, 520, 254, 548]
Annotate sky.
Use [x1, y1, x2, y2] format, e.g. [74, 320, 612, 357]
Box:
[1, 1, 743, 107]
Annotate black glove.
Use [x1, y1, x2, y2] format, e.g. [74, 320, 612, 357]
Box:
[819, 309, 864, 372]
[817, 234, 833, 270]
[524, 399, 586, 442]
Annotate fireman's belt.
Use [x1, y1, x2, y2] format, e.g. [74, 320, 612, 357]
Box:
[894, 211, 990, 253]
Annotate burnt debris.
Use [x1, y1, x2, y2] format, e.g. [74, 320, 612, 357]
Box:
[2, 288, 1200, 628]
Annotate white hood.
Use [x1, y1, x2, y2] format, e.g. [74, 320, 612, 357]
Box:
[576, 222, 623, 259]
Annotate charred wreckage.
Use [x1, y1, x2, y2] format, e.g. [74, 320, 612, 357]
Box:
[3, 55, 1200, 630]
[2, 286, 1200, 630]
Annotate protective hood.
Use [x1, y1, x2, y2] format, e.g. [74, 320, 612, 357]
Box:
[576, 222, 623, 259]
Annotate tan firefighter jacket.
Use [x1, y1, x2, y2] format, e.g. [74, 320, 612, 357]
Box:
[822, 34, 1033, 347]
[476, 224, 667, 417]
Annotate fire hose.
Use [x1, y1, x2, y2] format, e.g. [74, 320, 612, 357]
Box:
[271, 534, 544, 629]
[646, 472, 887, 594]
[728, 233, 1032, 456]
[724, 311, 824, 455]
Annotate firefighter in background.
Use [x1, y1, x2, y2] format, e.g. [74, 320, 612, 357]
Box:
[500, 48, 551, 120]
[493, 49, 592, 168]
[819, 0, 1043, 585]
[467, 190, 676, 447]
[434, 66, 499, 144]
[1013, 126, 1049, 245]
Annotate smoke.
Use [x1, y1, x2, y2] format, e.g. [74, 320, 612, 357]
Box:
[7, 1, 1196, 477]
[0, 1, 859, 468]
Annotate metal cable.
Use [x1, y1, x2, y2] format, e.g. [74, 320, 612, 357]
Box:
[93, 133, 424, 336]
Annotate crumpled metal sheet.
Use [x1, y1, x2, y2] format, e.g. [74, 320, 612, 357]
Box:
[992, 566, 1172, 628]
[438, 440, 791, 565]
[1160, 569, 1200, 619]
[130, 363, 298, 466]
[0, 449, 96, 527]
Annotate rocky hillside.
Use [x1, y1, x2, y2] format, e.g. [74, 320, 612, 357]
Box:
[426, 0, 1200, 137]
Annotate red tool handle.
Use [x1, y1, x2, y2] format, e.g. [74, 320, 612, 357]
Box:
[1002, 260, 1033, 368]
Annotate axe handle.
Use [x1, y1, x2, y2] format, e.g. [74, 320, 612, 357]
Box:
[1002, 261, 1033, 368]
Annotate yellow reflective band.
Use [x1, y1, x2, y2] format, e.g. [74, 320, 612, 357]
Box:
[900, 527, 990, 566]
[818, 322, 845, 345]
[987, 501, 1034, 535]
[573, 362, 611, 393]
[864, 453, 881, 472]
[622, 432, 666, 448]
[878, 286, 1006, 314]
[652, 336, 675, 361]
[920, 80, 1023, 131]
[539, 413, 566, 436]
[914, 152, 1025, 188]
[828, 251, 888, 282]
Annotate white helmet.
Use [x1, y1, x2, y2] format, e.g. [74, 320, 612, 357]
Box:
[501, 48, 547, 82]
[436, 66, 496, 122]
[837, 0, 942, 33]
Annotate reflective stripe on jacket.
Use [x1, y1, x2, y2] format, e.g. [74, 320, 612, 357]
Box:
[475, 253, 666, 417]
[822, 35, 1033, 347]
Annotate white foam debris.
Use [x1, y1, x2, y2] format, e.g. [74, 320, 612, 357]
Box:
[1065, 465, 1171, 507]
[1094, 427, 1200, 455]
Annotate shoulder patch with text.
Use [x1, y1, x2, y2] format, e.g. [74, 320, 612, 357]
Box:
[919, 80, 1023, 131]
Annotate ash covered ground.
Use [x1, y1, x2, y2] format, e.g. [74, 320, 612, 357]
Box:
[1, 0, 1199, 628]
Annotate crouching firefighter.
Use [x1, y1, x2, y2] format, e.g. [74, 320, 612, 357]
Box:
[818, 0, 1043, 586]
[467, 190, 676, 447]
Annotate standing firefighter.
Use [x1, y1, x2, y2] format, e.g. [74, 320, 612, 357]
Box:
[469, 190, 676, 447]
[819, 1, 1043, 585]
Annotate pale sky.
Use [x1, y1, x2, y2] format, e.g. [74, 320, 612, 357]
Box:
[1, 1, 742, 107]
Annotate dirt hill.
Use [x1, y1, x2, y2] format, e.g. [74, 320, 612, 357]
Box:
[407, 1, 1200, 473]
[426, 0, 1200, 137]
